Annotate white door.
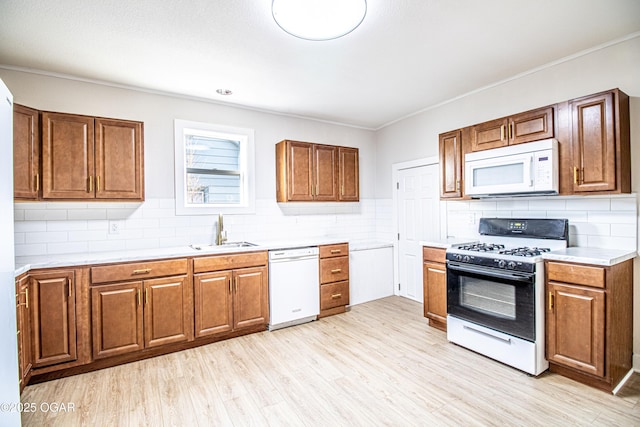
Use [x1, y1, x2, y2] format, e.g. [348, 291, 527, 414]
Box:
[397, 164, 440, 302]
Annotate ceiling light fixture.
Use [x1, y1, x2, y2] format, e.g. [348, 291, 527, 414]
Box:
[272, 0, 367, 41]
[216, 89, 233, 96]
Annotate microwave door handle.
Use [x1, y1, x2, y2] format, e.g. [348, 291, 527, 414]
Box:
[529, 156, 534, 187]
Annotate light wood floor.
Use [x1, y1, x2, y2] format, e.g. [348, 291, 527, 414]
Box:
[21, 296, 640, 426]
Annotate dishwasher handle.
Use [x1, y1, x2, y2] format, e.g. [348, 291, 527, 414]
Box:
[269, 247, 320, 262]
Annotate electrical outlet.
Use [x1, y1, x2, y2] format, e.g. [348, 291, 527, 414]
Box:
[109, 220, 123, 235]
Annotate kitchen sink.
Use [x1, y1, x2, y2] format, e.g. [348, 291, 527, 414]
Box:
[189, 241, 258, 250]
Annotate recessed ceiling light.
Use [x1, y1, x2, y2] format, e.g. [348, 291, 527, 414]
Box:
[272, 0, 367, 41]
[216, 89, 233, 96]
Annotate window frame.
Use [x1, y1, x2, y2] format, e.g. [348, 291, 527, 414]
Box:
[174, 119, 255, 215]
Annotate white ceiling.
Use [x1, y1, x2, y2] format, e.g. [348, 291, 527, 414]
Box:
[1, 0, 639, 130]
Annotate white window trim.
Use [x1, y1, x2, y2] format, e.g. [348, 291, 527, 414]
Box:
[174, 119, 255, 215]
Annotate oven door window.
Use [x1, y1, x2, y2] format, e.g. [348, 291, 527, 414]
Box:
[460, 277, 516, 320]
[447, 263, 535, 342]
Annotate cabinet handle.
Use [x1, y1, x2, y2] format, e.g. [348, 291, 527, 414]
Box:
[456, 179, 460, 191]
[132, 268, 152, 275]
[548, 292, 554, 310]
[34, 174, 39, 192]
[500, 125, 505, 141]
[331, 293, 342, 299]
[88, 176, 93, 192]
[97, 176, 101, 192]
[229, 278, 232, 294]
[331, 268, 342, 274]
[509, 123, 514, 139]
[573, 167, 578, 184]
[136, 289, 141, 306]
[234, 277, 239, 293]
[330, 249, 341, 254]
[145, 288, 149, 305]
[68, 279, 73, 297]
[341, 184, 344, 196]
[25, 287, 28, 309]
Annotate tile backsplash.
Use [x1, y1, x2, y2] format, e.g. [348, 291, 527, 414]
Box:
[445, 194, 638, 251]
[13, 194, 638, 257]
[14, 198, 394, 257]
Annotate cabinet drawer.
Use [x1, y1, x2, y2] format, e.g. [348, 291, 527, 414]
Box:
[320, 257, 349, 283]
[423, 246, 446, 264]
[193, 251, 268, 273]
[320, 281, 349, 310]
[319, 243, 349, 258]
[546, 262, 605, 288]
[91, 259, 188, 284]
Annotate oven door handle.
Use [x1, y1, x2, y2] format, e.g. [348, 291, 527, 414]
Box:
[447, 262, 534, 283]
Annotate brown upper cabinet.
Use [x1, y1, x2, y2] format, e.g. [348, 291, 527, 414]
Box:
[13, 104, 40, 200]
[13, 106, 144, 201]
[41, 112, 144, 200]
[439, 129, 463, 198]
[276, 140, 359, 202]
[470, 106, 554, 152]
[338, 147, 359, 201]
[564, 89, 630, 194]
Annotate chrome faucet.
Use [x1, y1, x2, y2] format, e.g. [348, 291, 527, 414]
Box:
[215, 213, 227, 245]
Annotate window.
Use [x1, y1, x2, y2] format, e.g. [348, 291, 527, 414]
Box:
[174, 119, 255, 215]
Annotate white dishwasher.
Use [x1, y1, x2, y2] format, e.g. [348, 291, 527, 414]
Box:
[268, 246, 320, 331]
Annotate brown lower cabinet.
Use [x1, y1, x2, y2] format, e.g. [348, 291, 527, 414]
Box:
[319, 243, 350, 317]
[91, 275, 191, 360]
[422, 246, 447, 331]
[16, 275, 32, 392]
[193, 252, 269, 338]
[545, 259, 633, 392]
[29, 270, 78, 368]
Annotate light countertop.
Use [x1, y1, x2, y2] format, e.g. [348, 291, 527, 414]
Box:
[14, 237, 393, 276]
[420, 238, 478, 249]
[543, 247, 637, 266]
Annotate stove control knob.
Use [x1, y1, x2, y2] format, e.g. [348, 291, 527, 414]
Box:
[497, 260, 506, 268]
[462, 255, 470, 262]
[455, 254, 463, 262]
[507, 261, 517, 270]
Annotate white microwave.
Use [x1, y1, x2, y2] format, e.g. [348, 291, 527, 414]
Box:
[464, 139, 558, 198]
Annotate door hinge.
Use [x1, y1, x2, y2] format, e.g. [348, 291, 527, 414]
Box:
[398, 283, 401, 290]
[396, 182, 399, 190]
[397, 233, 400, 240]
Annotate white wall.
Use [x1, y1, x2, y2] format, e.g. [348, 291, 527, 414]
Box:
[375, 35, 640, 369]
[0, 78, 21, 427]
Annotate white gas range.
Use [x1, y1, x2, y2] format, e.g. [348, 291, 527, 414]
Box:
[445, 218, 569, 375]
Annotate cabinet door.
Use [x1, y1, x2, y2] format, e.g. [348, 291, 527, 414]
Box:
[144, 276, 191, 348]
[313, 144, 338, 201]
[470, 117, 509, 152]
[233, 266, 269, 330]
[91, 282, 143, 359]
[95, 118, 144, 200]
[423, 262, 447, 330]
[16, 277, 32, 389]
[569, 92, 616, 192]
[41, 112, 95, 199]
[286, 141, 314, 201]
[13, 104, 40, 199]
[546, 282, 605, 377]
[338, 147, 359, 201]
[30, 271, 77, 367]
[509, 106, 554, 145]
[439, 130, 462, 198]
[194, 271, 233, 337]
